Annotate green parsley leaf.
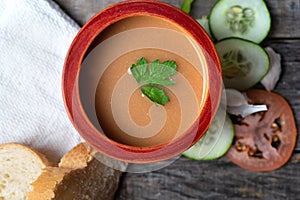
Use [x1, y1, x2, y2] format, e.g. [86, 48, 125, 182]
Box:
[136, 57, 147, 66]
[181, 0, 194, 14]
[130, 58, 177, 86]
[130, 57, 178, 105]
[162, 60, 177, 69]
[141, 86, 170, 106]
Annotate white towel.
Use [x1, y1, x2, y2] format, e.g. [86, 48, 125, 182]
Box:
[0, 0, 82, 162]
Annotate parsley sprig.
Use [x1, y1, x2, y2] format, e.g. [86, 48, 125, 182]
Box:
[130, 57, 178, 106]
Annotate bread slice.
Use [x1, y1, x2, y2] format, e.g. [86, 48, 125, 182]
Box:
[28, 143, 122, 200]
[0, 143, 50, 200]
[58, 142, 94, 169]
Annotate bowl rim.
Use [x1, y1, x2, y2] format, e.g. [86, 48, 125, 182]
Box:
[62, 0, 222, 163]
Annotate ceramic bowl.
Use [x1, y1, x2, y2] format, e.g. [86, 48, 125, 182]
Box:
[62, 0, 222, 163]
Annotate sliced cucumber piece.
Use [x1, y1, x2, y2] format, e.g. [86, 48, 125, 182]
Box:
[209, 0, 271, 43]
[216, 38, 269, 91]
[196, 16, 212, 38]
[183, 107, 234, 160]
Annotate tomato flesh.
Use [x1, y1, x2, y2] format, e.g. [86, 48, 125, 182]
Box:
[226, 89, 297, 171]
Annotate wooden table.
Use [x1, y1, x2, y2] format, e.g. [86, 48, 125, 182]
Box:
[54, 0, 300, 199]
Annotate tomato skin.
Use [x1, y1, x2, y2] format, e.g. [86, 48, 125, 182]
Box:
[226, 89, 297, 171]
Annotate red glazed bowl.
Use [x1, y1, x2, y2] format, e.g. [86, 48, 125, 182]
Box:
[62, 0, 222, 163]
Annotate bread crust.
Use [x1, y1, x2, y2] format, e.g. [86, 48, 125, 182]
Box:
[28, 142, 121, 200]
[27, 167, 71, 200]
[59, 142, 94, 169]
[27, 144, 92, 200]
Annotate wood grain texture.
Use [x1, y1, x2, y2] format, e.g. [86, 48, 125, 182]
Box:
[53, 0, 300, 199]
[55, 0, 300, 37]
[54, 0, 182, 25]
[116, 156, 300, 200]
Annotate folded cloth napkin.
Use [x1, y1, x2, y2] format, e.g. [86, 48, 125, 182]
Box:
[0, 0, 82, 162]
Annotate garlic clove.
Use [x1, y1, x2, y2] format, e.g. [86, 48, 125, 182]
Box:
[260, 47, 282, 91]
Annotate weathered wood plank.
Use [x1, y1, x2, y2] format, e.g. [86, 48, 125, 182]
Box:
[53, 0, 181, 25]
[266, 0, 300, 38]
[116, 157, 299, 199]
[54, 0, 300, 38]
[116, 156, 300, 200]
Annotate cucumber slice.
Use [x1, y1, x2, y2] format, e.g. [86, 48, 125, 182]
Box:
[216, 38, 270, 91]
[196, 16, 212, 38]
[209, 0, 271, 43]
[183, 107, 234, 160]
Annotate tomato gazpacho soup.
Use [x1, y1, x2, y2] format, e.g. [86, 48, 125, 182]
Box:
[79, 15, 209, 147]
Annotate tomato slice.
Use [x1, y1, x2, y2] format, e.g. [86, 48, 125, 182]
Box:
[226, 89, 297, 171]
